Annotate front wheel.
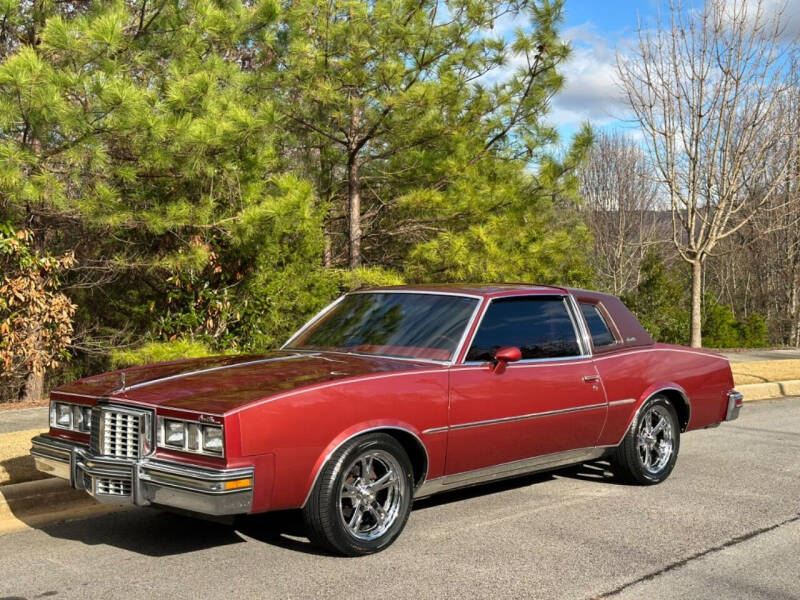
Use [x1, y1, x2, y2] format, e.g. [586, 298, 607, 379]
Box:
[612, 395, 680, 485]
[302, 433, 414, 556]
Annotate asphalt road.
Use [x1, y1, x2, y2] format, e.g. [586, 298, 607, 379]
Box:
[0, 407, 47, 434]
[1, 398, 798, 600]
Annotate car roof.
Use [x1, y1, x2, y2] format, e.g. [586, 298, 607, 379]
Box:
[356, 283, 571, 298]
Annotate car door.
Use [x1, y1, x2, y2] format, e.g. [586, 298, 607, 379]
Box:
[445, 295, 608, 475]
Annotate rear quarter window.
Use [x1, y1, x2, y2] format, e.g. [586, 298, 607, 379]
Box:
[580, 303, 617, 348]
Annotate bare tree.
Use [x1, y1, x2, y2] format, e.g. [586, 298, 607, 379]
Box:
[617, 0, 796, 346]
[709, 66, 800, 345]
[580, 131, 660, 296]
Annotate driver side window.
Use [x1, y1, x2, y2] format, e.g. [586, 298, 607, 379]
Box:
[466, 296, 582, 362]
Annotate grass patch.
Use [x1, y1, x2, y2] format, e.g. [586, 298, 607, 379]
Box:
[0, 428, 48, 485]
[732, 359, 800, 385]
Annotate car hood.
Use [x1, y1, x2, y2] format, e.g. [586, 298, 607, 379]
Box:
[51, 350, 440, 414]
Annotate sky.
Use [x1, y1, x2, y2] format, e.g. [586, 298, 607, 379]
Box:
[546, 0, 800, 143]
[550, 0, 658, 140]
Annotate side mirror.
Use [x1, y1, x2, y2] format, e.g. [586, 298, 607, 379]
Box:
[492, 346, 522, 374]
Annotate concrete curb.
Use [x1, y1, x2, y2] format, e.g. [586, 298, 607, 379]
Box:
[738, 380, 800, 401]
[0, 477, 124, 535]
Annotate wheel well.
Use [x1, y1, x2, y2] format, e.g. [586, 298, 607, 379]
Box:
[376, 428, 428, 489]
[657, 389, 691, 431]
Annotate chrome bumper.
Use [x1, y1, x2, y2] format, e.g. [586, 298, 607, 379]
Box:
[726, 391, 744, 421]
[30, 434, 253, 516]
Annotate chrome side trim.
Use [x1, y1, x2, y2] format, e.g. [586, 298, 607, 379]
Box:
[421, 426, 449, 435]
[414, 447, 607, 498]
[455, 357, 593, 370]
[422, 402, 607, 435]
[450, 296, 486, 365]
[300, 425, 430, 508]
[566, 293, 593, 356]
[608, 398, 636, 407]
[119, 354, 306, 393]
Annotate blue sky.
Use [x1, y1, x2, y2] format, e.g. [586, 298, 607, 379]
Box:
[545, 0, 800, 142]
[550, 0, 661, 141]
[562, 0, 657, 34]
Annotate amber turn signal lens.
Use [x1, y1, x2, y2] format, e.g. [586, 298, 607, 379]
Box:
[224, 478, 251, 490]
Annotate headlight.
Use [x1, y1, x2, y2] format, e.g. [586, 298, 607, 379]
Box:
[157, 417, 224, 457]
[164, 419, 186, 447]
[55, 403, 72, 427]
[202, 426, 223, 454]
[50, 401, 92, 433]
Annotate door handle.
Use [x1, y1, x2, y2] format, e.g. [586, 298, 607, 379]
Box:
[582, 375, 600, 383]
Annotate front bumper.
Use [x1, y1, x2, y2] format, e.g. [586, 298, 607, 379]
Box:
[30, 434, 253, 516]
[725, 391, 744, 421]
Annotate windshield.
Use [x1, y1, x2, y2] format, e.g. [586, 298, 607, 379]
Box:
[287, 292, 479, 362]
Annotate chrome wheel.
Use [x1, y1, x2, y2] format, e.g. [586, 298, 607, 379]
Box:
[636, 404, 674, 474]
[338, 449, 406, 541]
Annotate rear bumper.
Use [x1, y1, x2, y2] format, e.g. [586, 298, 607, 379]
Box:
[725, 391, 744, 421]
[30, 434, 253, 516]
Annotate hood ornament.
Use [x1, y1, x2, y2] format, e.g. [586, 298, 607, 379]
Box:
[118, 372, 127, 393]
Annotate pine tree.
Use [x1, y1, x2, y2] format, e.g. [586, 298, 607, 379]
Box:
[266, 0, 583, 272]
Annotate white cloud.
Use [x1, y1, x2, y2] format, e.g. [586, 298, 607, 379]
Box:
[735, 0, 800, 41]
[547, 24, 632, 131]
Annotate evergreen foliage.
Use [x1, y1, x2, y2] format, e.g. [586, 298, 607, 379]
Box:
[622, 251, 690, 345]
[110, 338, 214, 369]
[622, 252, 768, 348]
[0, 1, 762, 402]
[702, 295, 768, 349]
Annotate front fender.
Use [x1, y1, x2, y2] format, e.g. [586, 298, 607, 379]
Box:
[300, 419, 428, 508]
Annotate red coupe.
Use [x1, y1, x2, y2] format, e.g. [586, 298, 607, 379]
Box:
[32, 285, 743, 555]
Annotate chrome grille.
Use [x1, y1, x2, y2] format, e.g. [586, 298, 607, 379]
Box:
[95, 477, 131, 496]
[90, 405, 152, 459]
[89, 407, 102, 454]
[103, 410, 139, 458]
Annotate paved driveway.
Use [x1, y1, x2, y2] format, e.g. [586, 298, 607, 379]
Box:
[0, 407, 47, 434]
[722, 349, 800, 363]
[0, 398, 798, 600]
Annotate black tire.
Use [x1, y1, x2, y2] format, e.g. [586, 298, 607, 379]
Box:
[302, 433, 414, 556]
[612, 395, 680, 485]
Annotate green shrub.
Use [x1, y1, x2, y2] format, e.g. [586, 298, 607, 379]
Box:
[702, 294, 768, 348]
[622, 252, 690, 345]
[110, 339, 216, 368]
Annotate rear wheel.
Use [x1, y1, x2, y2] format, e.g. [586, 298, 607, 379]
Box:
[612, 395, 680, 484]
[302, 433, 414, 556]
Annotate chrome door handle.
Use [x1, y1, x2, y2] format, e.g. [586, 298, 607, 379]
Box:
[582, 375, 600, 383]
